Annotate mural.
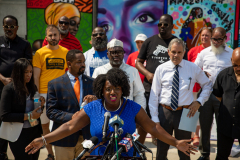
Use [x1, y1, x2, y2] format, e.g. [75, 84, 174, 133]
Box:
[168, 0, 236, 50]
[97, 0, 164, 61]
[26, 0, 93, 52]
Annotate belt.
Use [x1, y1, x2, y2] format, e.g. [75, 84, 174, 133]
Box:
[160, 104, 189, 111]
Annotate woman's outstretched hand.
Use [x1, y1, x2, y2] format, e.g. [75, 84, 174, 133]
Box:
[25, 137, 43, 154]
[175, 139, 198, 156]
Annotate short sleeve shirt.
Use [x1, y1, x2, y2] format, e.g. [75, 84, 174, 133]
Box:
[138, 34, 177, 92]
[0, 35, 32, 90]
[212, 67, 240, 139]
[84, 99, 141, 156]
[32, 46, 68, 93]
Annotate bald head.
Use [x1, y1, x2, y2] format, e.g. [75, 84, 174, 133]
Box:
[231, 48, 240, 75]
[58, 16, 69, 35]
[212, 27, 226, 37]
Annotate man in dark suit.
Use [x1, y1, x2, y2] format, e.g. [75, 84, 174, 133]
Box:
[46, 49, 96, 160]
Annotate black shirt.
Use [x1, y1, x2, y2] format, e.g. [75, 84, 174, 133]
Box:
[213, 67, 240, 139]
[0, 35, 32, 90]
[138, 34, 177, 92]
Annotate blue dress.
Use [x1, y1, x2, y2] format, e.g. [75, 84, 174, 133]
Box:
[84, 98, 141, 157]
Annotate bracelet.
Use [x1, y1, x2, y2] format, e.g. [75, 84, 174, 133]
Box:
[27, 112, 31, 121]
[30, 112, 33, 120]
[42, 136, 47, 146]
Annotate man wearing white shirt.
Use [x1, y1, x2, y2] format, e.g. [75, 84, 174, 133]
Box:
[93, 38, 146, 109]
[194, 27, 233, 160]
[149, 38, 212, 160]
[84, 27, 109, 77]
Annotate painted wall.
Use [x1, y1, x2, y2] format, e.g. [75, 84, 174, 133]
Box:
[25, 0, 240, 59]
[168, 0, 236, 50]
[26, 0, 93, 52]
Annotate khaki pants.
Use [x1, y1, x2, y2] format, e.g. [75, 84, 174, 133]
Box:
[54, 135, 89, 160]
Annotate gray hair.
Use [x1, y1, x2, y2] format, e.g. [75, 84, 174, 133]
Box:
[168, 38, 186, 53]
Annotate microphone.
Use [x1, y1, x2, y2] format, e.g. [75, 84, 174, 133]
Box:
[110, 137, 133, 160]
[126, 133, 144, 159]
[102, 112, 111, 141]
[118, 128, 124, 136]
[109, 115, 124, 138]
[75, 136, 98, 160]
[132, 132, 152, 153]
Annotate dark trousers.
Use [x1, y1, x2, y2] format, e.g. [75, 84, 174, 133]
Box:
[199, 93, 220, 157]
[216, 132, 240, 160]
[157, 105, 191, 160]
[144, 92, 151, 118]
[9, 125, 41, 160]
[0, 88, 8, 154]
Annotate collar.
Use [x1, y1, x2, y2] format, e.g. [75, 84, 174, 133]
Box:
[169, 59, 184, 69]
[4, 35, 19, 43]
[67, 71, 82, 81]
[227, 67, 237, 82]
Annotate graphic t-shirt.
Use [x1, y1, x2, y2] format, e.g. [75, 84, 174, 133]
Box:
[89, 50, 109, 77]
[32, 46, 68, 93]
[138, 35, 177, 92]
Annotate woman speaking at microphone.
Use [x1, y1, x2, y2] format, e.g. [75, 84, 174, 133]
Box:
[25, 68, 197, 157]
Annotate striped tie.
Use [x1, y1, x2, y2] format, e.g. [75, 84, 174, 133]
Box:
[171, 65, 179, 111]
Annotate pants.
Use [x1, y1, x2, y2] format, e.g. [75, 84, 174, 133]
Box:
[9, 125, 41, 160]
[216, 132, 240, 160]
[199, 93, 220, 157]
[144, 92, 151, 118]
[157, 105, 191, 160]
[54, 135, 88, 160]
[0, 88, 8, 154]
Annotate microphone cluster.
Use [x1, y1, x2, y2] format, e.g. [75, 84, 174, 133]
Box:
[100, 112, 152, 160]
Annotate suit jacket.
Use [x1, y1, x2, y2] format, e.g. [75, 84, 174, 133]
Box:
[46, 73, 93, 147]
[0, 82, 42, 134]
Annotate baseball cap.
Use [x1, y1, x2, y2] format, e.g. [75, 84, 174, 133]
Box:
[134, 34, 147, 42]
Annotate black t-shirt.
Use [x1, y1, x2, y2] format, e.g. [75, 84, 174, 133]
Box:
[0, 35, 32, 90]
[138, 34, 177, 92]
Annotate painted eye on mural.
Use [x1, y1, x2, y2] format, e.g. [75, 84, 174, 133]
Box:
[134, 14, 154, 24]
[100, 22, 113, 32]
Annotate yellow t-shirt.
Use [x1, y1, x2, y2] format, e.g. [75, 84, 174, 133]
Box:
[33, 46, 68, 93]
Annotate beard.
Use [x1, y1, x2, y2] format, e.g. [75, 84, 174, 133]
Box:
[92, 36, 108, 50]
[211, 42, 225, 55]
[77, 66, 85, 75]
[48, 39, 59, 46]
[59, 28, 68, 35]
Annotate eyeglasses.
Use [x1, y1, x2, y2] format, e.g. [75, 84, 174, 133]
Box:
[92, 32, 105, 37]
[211, 37, 226, 43]
[108, 50, 124, 56]
[59, 21, 69, 25]
[158, 23, 169, 27]
[3, 25, 17, 29]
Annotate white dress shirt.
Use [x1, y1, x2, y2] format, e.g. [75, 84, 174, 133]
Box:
[92, 62, 146, 109]
[194, 46, 233, 84]
[149, 60, 212, 123]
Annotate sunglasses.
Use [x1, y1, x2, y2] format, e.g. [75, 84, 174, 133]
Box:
[3, 25, 17, 29]
[158, 23, 169, 27]
[108, 50, 124, 56]
[59, 21, 69, 25]
[211, 37, 225, 43]
[92, 32, 105, 37]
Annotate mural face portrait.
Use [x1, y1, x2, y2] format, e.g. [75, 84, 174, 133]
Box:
[98, 0, 164, 60]
[69, 16, 80, 36]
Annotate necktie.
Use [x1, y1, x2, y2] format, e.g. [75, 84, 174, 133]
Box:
[74, 77, 80, 103]
[170, 65, 179, 111]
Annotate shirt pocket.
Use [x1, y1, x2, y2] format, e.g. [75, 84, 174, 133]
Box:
[180, 77, 191, 90]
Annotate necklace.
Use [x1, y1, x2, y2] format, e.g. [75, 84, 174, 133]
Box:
[104, 100, 122, 112]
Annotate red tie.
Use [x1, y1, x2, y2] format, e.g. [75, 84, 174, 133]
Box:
[74, 77, 80, 103]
